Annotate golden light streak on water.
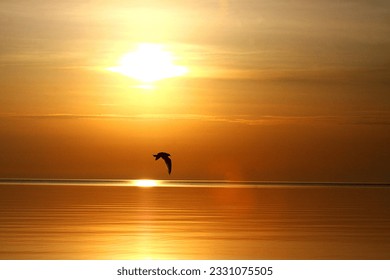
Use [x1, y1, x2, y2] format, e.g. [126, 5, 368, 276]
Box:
[132, 179, 158, 188]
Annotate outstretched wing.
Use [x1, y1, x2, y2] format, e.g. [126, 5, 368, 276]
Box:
[162, 156, 172, 174]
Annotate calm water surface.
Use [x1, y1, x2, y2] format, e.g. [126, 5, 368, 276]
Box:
[0, 180, 389, 259]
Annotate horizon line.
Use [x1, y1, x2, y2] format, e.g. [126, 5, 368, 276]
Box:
[1, 177, 389, 186]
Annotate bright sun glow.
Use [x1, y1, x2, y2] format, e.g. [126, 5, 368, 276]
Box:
[132, 179, 158, 188]
[108, 43, 188, 86]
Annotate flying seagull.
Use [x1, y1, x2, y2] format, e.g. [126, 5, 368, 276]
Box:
[153, 152, 172, 174]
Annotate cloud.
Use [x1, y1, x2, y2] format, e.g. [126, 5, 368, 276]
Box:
[2, 112, 390, 126]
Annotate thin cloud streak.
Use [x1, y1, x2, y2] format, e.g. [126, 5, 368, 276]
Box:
[2, 112, 390, 126]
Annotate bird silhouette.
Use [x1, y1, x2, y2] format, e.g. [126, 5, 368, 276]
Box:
[153, 152, 172, 174]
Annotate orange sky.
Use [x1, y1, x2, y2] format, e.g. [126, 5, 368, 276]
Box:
[0, 1, 389, 181]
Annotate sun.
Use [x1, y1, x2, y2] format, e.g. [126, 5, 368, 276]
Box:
[108, 43, 188, 86]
